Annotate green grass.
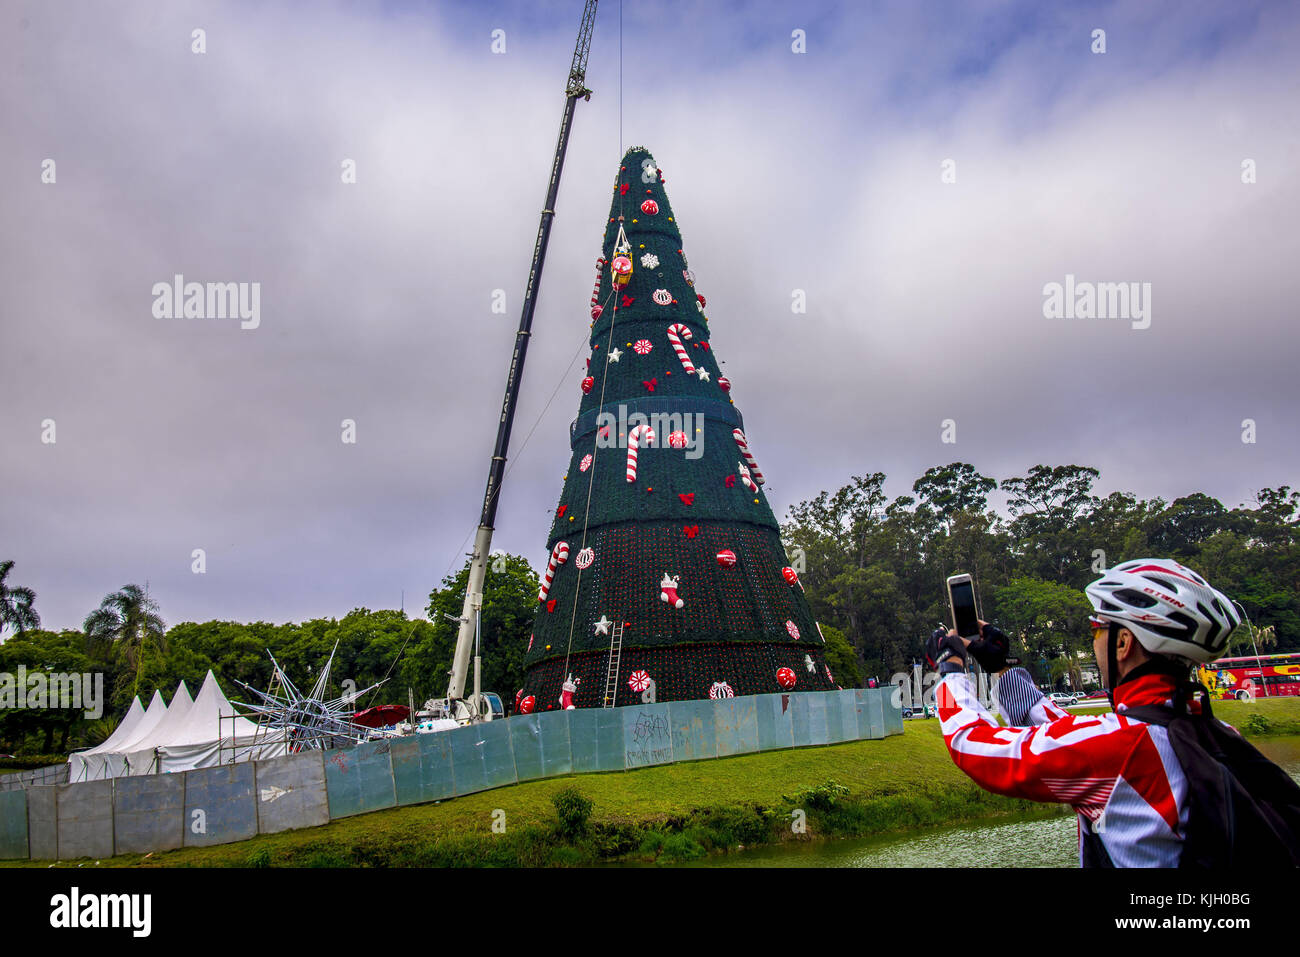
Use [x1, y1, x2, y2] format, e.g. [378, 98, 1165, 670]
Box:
[8, 696, 1296, 868]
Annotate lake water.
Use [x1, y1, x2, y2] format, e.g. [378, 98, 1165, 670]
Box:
[668, 735, 1300, 868]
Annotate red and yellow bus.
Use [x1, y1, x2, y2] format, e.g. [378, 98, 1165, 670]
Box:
[1197, 652, 1300, 700]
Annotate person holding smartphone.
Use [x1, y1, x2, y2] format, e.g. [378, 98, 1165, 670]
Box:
[925, 558, 1292, 867]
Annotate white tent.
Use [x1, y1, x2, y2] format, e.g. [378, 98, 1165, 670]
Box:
[66, 695, 147, 783]
[66, 691, 167, 780]
[67, 674, 287, 780]
[122, 681, 193, 775]
[152, 671, 284, 773]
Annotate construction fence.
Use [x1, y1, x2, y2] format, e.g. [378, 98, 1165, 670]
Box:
[0, 687, 901, 861]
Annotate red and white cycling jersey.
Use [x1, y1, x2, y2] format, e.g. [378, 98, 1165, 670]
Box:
[937, 668, 1192, 867]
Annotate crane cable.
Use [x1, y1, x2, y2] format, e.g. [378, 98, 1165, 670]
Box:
[562, 11, 629, 679]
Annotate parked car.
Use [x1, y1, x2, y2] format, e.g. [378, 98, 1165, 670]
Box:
[1049, 692, 1078, 707]
[902, 705, 936, 719]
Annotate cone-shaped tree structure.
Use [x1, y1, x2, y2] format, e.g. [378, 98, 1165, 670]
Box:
[519, 147, 835, 711]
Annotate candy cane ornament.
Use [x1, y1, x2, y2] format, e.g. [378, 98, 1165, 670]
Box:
[666, 324, 696, 375]
[732, 429, 766, 485]
[538, 541, 570, 602]
[590, 258, 606, 320]
[738, 462, 756, 492]
[626, 425, 656, 483]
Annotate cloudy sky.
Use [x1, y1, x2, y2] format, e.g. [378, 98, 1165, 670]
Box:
[3, 0, 1297, 632]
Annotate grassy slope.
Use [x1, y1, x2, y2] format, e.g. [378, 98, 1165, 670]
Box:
[8, 697, 1297, 868]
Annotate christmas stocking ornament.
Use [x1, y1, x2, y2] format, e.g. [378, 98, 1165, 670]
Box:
[560, 674, 580, 710]
[659, 573, 684, 609]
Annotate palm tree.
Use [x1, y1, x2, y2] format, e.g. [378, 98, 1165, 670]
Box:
[0, 560, 41, 642]
[83, 584, 166, 697]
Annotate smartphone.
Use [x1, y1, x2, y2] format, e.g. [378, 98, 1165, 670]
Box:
[946, 573, 982, 640]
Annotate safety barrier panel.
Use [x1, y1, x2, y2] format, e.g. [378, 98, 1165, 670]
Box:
[183, 763, 258, 848]
[0, 687, 900, 860]
[254, 751, 329, 836]
[0, 790, 28, 859]
[114, 774, 185, 855]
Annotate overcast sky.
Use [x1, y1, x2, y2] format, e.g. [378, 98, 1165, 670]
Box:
[3, 0, 1297, 632]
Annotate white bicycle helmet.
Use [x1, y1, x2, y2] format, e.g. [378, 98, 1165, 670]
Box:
[1085, 558, 1239, 664]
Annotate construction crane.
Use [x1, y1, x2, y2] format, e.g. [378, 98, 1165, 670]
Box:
[430, 1, 599, 725]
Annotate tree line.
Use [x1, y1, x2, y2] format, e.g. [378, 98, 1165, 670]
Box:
[780, 464, 1298, 689]
[2, 464, 1294, 751]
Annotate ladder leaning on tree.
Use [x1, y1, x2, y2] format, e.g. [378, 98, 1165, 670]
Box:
[602, 622, 625, 708]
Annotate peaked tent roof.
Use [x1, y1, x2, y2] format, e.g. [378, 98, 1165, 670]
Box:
[81, 696, 144, 756]
[111, 689, 170, 754]
[120, 681, 191, 753]
[157, 670, 261, 747]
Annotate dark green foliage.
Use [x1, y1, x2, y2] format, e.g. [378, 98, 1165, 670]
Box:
[785, 780, 850, 812]
[551, 786, 594, 839]
[784, 469, 1300, 685]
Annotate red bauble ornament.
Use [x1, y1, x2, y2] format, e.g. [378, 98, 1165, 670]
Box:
[776, 667, 797, 689]
[581, 376, 594, 394]
[641, 199, 659, 214]
[716, 549, 737, 568]
[782, 566, 800, 586]
[518, 695, 536, 715]
[718, 375, 731, 393]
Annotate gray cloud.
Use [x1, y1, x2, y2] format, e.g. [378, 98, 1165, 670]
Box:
[2, 1, 1297, 631]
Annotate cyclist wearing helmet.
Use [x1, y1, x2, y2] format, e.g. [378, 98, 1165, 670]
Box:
[928, 558, 1242, 867]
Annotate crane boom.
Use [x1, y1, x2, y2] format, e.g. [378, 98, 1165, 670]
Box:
[446, 1, 599, 718]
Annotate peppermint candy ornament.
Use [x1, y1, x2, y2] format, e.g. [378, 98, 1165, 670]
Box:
[641, 199, 659, 215]
[633, 339, 653, 355]
[683, 269, 695, 285]
[628, 670, 652, 693]
[776, 667, 797, 689]
[709, 681, 735, 699]
[579, 453, 593, 472]
[668, 430, 688, 449]
[716, 550, 737, 568]
[786, 620, 801, 640]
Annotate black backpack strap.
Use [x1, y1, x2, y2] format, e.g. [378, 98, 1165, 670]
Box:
[1124, 684, 1300, 868]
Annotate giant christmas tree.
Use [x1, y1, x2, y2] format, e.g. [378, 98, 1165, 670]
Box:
[518, 147, 836, 711]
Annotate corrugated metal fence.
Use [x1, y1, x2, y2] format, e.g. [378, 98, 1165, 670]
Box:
[0, 687, 901, 861]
